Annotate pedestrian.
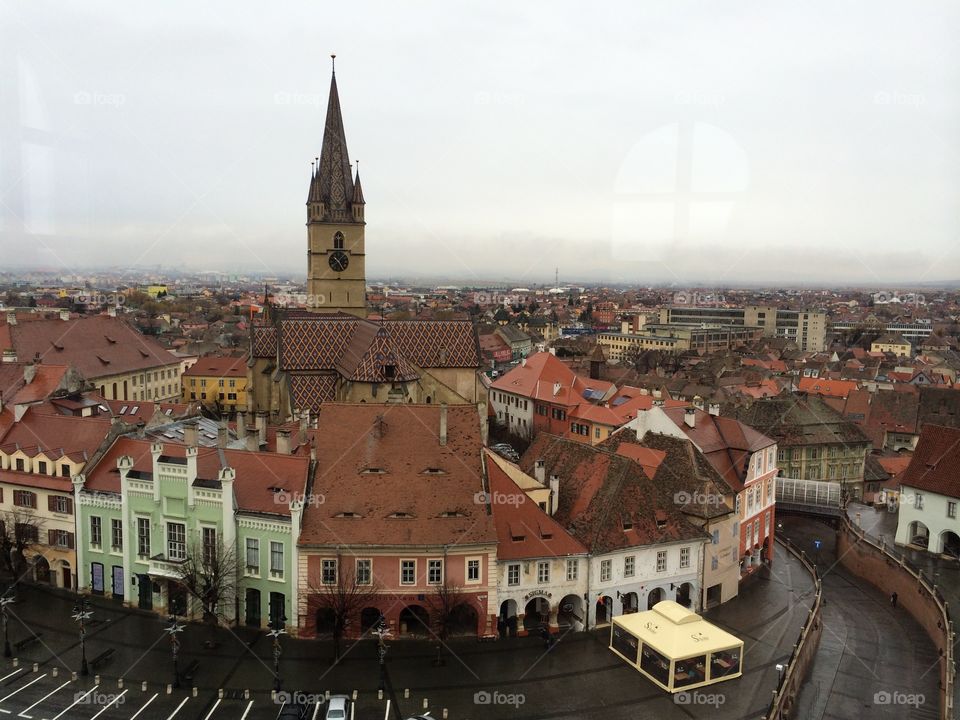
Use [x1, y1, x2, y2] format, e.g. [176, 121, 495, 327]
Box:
[890, 591, 898, 608]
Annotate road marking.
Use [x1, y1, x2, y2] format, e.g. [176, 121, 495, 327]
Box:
[128, 693, 158, 720]
[90, 689, 126, 719]
[312, 699, 323, 720]
[239, 700, 253, 720]
[0, 675, 47, 704]
[48, 683, 98, 720]
[18, 680, 70, 718]
[0, 670, 25, 683]
[202, 699, 220, 720]
[166, 697, 189, 719]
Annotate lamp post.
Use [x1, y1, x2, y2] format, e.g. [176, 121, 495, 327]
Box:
[71, 598, 92, 676]
[268, 615, 287, 692]
[373, 615, 391, 692]
[1, 590, 14, 658]
[164, 616, 185, 688]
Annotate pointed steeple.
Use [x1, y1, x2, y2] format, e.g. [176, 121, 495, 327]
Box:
[352, 163, 365, 205]
[314, 54, 354, 221]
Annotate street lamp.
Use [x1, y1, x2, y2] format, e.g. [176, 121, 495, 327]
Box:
[372, 615, 392, 692]
[267, 615, 287, 692]
[1, 590, 14, 658]
[71, 598, 92, 676]
[164, 616, 185, 689]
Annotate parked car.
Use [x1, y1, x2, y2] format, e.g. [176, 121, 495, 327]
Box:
[326, 695, 351, 720]
[490, 443, 520, 462]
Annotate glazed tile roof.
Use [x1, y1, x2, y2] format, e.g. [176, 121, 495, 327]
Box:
[299, 403, 495, 547]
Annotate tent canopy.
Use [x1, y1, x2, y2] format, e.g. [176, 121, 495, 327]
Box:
[613, 600, 742, 659]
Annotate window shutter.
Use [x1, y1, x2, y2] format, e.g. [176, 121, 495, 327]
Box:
[65, 498, 74, 515]
[48, 529, 55, 545]
[67, 533, 75, 550]
[48, 495, 56, 512]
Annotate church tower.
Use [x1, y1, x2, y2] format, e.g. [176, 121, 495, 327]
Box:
[305, 56, 367, 317]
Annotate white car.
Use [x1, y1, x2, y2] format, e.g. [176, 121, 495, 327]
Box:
[325, 696, 351, 720]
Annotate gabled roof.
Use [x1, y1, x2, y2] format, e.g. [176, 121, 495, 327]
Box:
[520, 433, 710, 554]
[0, 408, 112, 464]
[899, 425, 960, 499]
[299, 404, 495, 547]
[485, 453, 586, 561]
[6, 316, 179, 379]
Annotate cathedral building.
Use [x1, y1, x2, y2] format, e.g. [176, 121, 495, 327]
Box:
[247, 61, 485, 420]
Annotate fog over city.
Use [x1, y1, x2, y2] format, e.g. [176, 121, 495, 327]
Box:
[1, 1, 958, 285]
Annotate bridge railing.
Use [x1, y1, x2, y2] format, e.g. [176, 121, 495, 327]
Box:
[765, 535, 823, 719]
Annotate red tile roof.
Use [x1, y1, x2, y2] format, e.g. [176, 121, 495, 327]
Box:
[485, 452, 586, 561]
[6, 316, 179, 379]
[799, 376, 860, 399]
[899, 425, 960, 499]
[83, 436, 310, 516]
[182, 355, 247, 378]
[0, 408, 113, 463]
[299, 403, 495, 547]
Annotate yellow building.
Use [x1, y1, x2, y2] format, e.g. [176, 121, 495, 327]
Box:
[182, 355, 249, 411]
[871, 333, 912, 357]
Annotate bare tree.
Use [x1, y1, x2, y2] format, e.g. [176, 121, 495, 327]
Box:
[0, 509, 45, 581]
[426, 576, 468, 642]
[175, 538, 240, 641]
[309, 556, 381, 664]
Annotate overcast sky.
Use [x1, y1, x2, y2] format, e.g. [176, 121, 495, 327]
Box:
[1, 1, 959, 287]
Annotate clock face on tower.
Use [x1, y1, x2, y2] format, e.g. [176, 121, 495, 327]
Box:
[328, 250, 349, 272]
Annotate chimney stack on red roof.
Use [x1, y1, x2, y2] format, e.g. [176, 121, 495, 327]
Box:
[440, 403, 448, 446]
[277, 429, 291, 455]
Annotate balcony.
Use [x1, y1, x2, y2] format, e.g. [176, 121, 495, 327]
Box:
[147, 555, 186, 579]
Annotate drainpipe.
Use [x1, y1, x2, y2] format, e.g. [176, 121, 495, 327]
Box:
[584, 555, 592, 632]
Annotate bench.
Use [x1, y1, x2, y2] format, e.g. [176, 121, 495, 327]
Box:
[181, 660, 200, 683]
[13, 633, 42, 652]
[90, 648, 115, 669]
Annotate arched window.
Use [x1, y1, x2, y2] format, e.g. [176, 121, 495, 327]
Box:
[333, 232, 344, 250]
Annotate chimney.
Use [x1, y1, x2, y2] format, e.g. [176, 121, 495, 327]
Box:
[549, 475, 560, 515]
[136, 421, 146, 439]
[23, 363, 37, 385]
[245, 433, 258, 452]
[5, 311, 15, 326]
[59, 309, 70, 321]
[439, 403, 448, 447]
[237, 411, 247, 440]
[183, 423, 199, 448]
[521, 357, 527, 367]
[185, 446, 198, 506]
[635, 409, 650, 441]
[549, 347, 556, 356]
[276, 429, 291, 455]
[256, 412, 267, 445]
[299, 409, 309, 445]
[553, 381, 561, 397]
[708, 403, 721, 417]
[534, 459, 546, 485]
[217, 420, 228, 448]
[684, 408, 696, 429]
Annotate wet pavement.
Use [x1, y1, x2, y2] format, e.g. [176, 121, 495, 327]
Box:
[779, 513, 940, 720]
[0, 549, 816, 720]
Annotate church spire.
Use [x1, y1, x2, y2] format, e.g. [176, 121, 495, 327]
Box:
[314, 54, 354, 221]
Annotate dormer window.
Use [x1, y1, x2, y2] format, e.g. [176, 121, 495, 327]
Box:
[422, 467, 446, 475]
[388, 511, 414, 519]
[438, 511, 464, 518]
[361, 467, 386, 475]
[621, 512, 633, 531]
[335, 511, 361, 518]
[383, 364, 395, 380]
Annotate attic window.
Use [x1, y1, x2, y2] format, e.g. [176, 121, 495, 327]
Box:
[361, 467, 387, 474]
[139, 350, 150, 358]
[655, 510, 667, 529]
[539, 524, 553, 540]
[268, 486, 284, 494]
[438, 511, 465, 518]
[388, 511, 414, 519]
[422, 467, 446, 475]
[96, 355, 110, 365]
[621, 513, 633, 531]
[104, 335, 117, 344]
[119, 405, 128, 415]
[50, 341, 64, 351]
[383, 364, 395, 379]
[335, 511, 361, 518]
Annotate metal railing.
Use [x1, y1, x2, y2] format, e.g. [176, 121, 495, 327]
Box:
[765, 535, 823, 719]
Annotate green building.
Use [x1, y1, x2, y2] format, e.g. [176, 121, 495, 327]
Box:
[73, 437, 312, 631]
